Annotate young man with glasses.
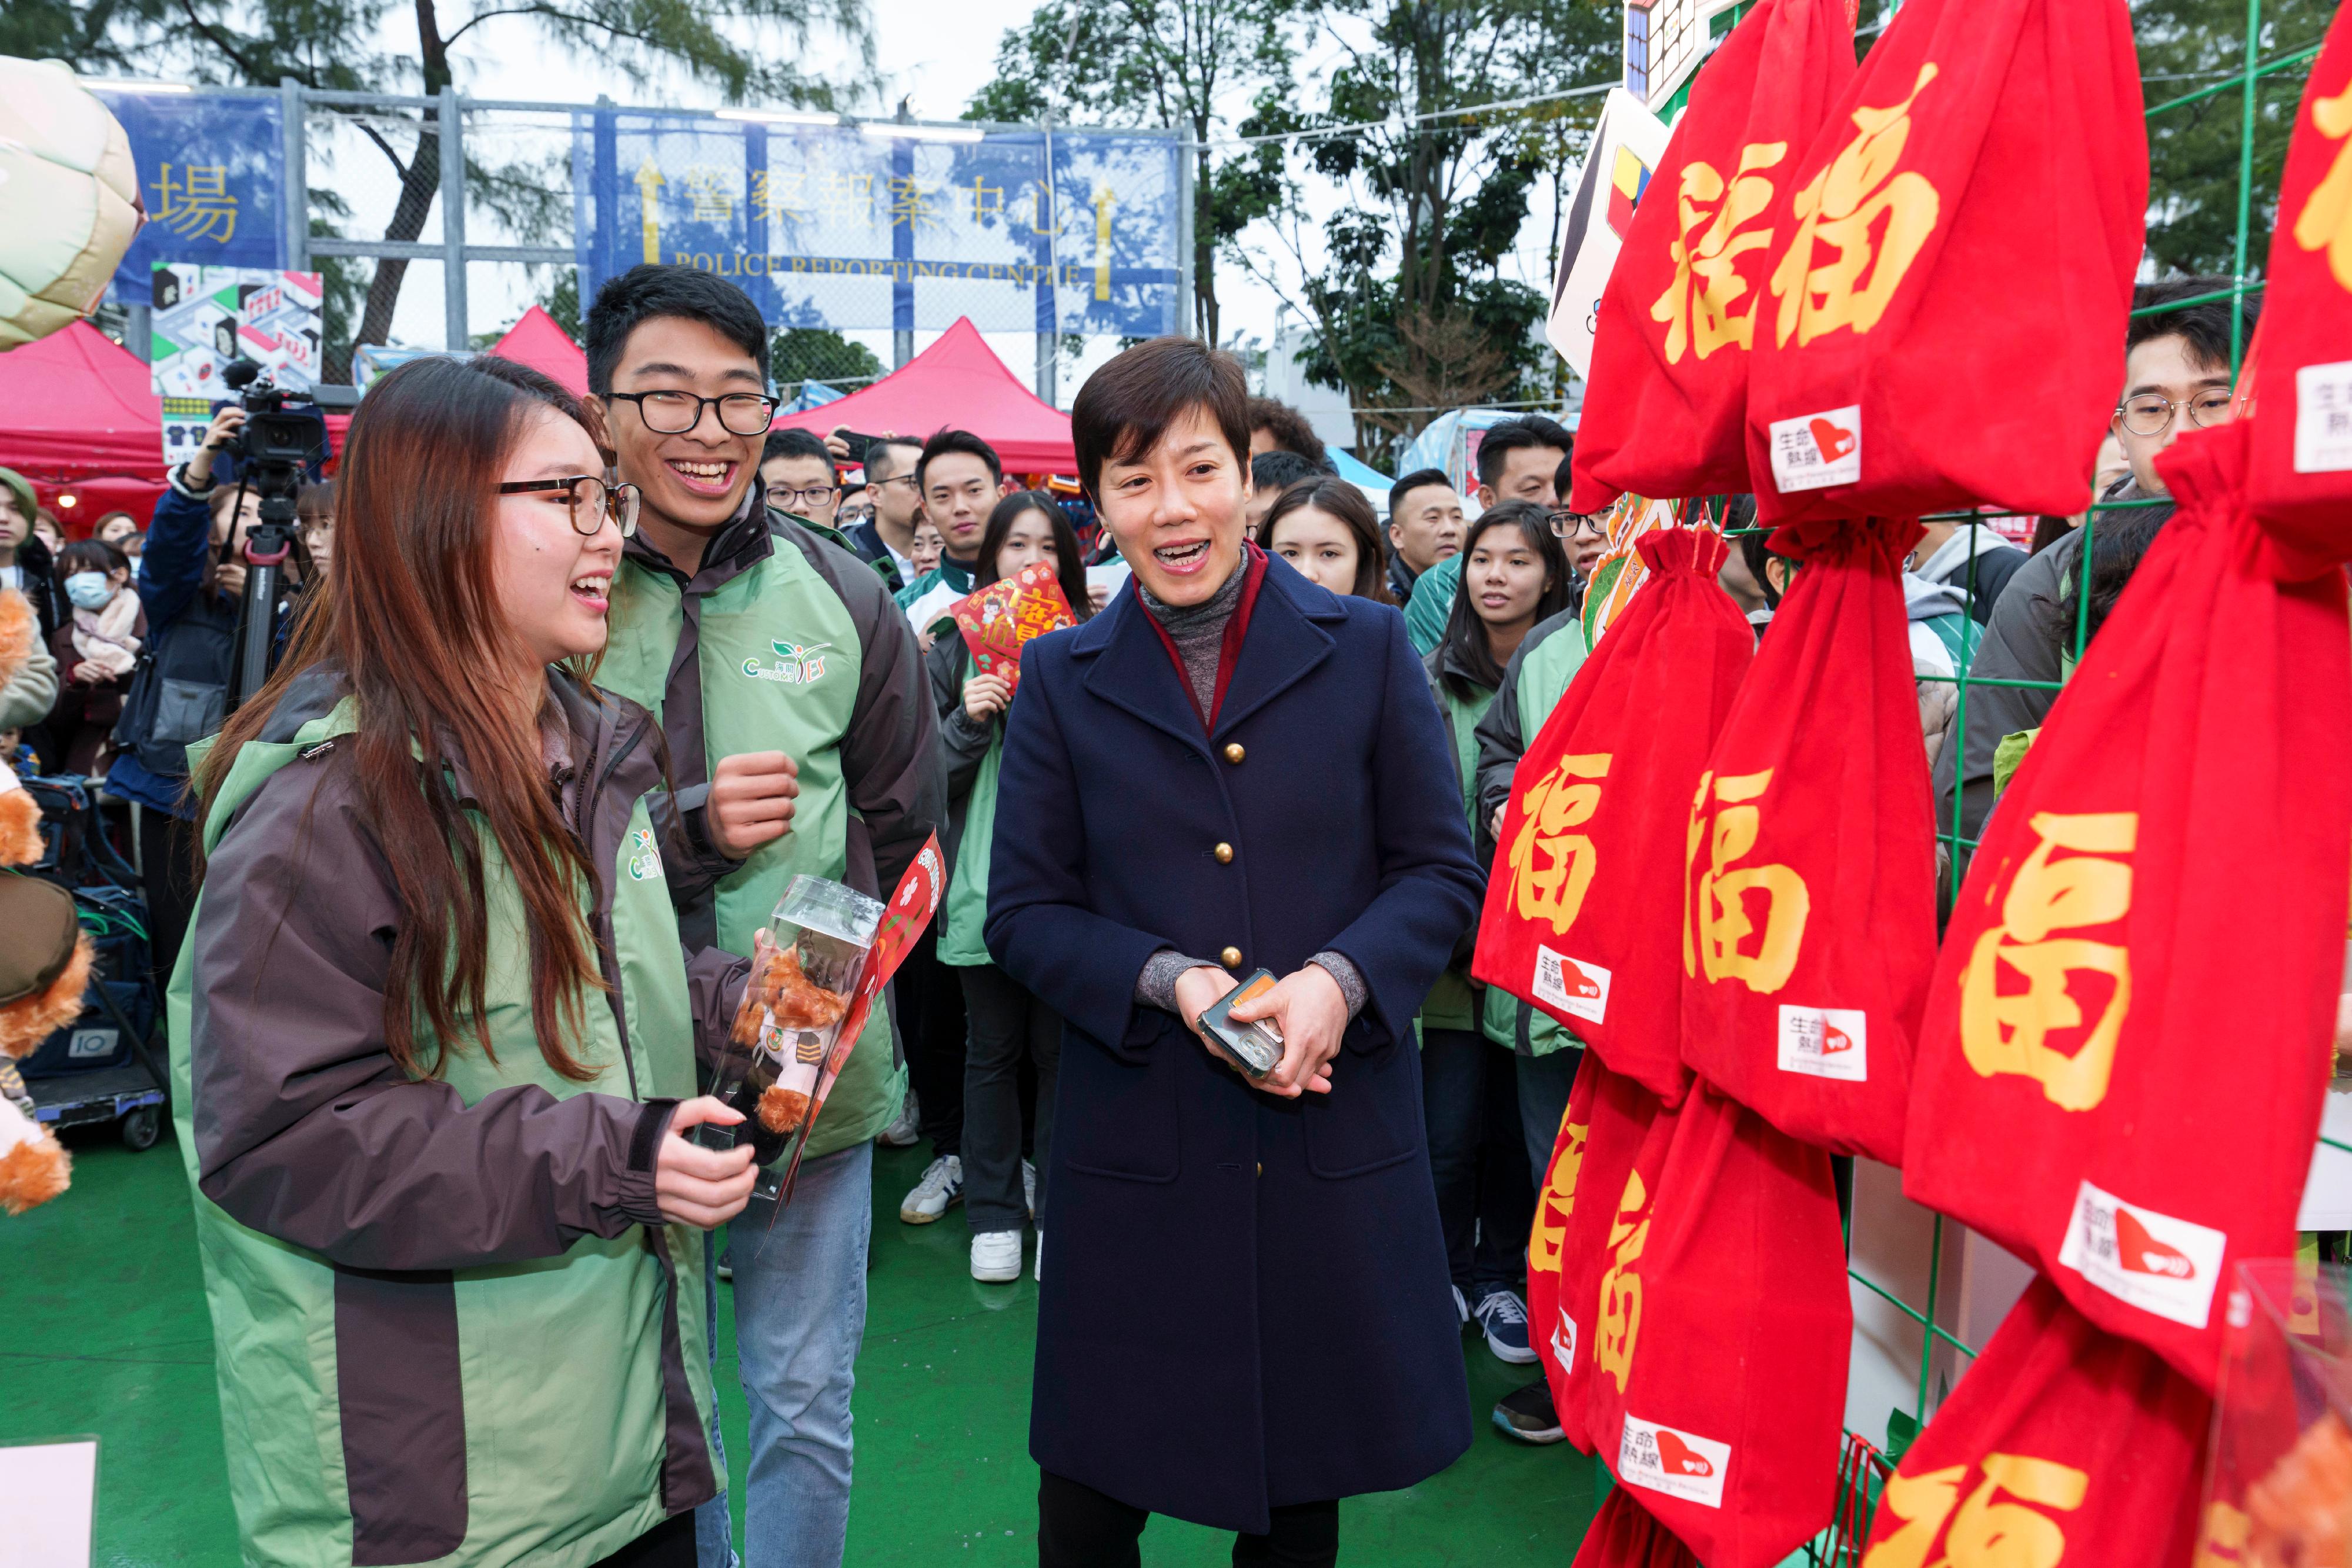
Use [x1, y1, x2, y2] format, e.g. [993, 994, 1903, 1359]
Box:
[759, 426, 846, 530]
[582, 263, 941, 1568]
[1932, 275, 2257, 851]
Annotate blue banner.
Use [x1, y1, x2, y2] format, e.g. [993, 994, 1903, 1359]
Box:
[572, 113, 1183, 337]
[93, 91, 286, 302]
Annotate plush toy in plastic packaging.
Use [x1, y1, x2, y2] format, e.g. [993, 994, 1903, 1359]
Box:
[1570, 0, 1856, 514]
[2200, 1259, 2352, 1568]
[1855, 1276, 2207, 1568]
[0, 58, 145, 351]
[1586, 1086, 1849, 1568]
[1741, 0, 2147, 528]
[1903, 422, 2352, 1392]
[2245, 2, 2352, 566]
[1475, 528, 1753, 1105]
[1679, 520, 1938, 1166]
[0, 590, 86, 1215]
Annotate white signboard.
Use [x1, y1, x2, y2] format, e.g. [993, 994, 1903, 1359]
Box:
[1545, 88, 1673, 381]
[149, 265, 322, 399]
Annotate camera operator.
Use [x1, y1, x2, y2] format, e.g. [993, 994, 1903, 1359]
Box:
[108, 405, 299, 995]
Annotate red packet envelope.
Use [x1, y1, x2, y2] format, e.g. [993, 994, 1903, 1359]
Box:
[778, 835, 947, 1201]
[951, 563, 1076, 694]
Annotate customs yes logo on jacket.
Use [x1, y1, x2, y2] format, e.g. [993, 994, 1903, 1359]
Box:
[626, 825, 663, 881]
[743, 637, 834, 684]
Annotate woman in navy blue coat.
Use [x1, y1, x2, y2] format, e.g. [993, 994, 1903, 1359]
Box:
[985, 338, 1484, 1566]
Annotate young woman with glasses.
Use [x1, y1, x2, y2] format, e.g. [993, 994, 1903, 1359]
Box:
[173, 353, 757, 1568]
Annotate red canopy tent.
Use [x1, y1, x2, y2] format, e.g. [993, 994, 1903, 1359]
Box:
[488, 306, 590, 396]
[0, 322, 172, 529]
[0, 311, 593, 534]
[771, 316, 1074, 474]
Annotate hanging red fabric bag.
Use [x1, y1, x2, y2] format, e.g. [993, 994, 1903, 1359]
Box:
[1855, 1277, 2208, 1568]
[1587, 1086, 1849, 1568]
[1541, 1057, 1664, 1455]
[1741, 0, 2147, 528]
[1475, 528, 1755, 1104]
[1570, 1489, 1702, 1568]
[1570, 0, 1856, 515]
[1902, 421, 2352, 1392]
[1527, 1048, 1599, 1433]
[2246, 2, 2352, 568]
[1678, 521, 1937, 1166]
[1578, 1084, 1680, 1468]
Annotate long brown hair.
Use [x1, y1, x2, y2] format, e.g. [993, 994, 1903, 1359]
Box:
[1258, 476, 1394, 603]
[975, 490, 1095, 621]
[197, 354, 609, 1082]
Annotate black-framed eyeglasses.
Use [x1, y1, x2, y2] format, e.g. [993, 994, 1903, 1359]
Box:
[2116, 389, 2234, 437]
[497, 474, 642, 538]
[766, 484, 840, 510]
[868, 473, 921, 493]
[1546, 509, 1605, 539]
[601, 389, 780, 436]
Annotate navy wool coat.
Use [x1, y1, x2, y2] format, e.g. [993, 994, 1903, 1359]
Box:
[985, 554, 1485, 1533]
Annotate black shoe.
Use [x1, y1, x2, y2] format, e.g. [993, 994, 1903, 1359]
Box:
[1491, 1377, 1565, 1445]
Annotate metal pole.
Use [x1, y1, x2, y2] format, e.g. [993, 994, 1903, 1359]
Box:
[1039, 105, 1060, 404]
[280, 78, 308, 272]
[441, 85, 469, 351]
[1177, 135, 1195, 339]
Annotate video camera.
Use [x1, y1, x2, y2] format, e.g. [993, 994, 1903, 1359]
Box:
[218, 359, 326, 708]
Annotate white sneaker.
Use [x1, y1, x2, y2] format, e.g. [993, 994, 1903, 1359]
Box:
[878, 1089, 921, 1149]
[1023, 1158, 1038, 1219]
[898, 1154, 962, 1224]
[972, 1229, 1023, 1283]
[1033, 1231, 1044, 1282]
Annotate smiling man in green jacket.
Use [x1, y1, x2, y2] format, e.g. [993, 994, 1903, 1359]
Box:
[584, 264, 941, 1568]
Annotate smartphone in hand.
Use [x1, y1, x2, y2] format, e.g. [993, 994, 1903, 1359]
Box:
[1197, 969, 1285, 1079]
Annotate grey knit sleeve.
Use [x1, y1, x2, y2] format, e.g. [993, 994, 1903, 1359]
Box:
[1307, 952, 1370, 1021]
[1136, 948, 1218, 1014]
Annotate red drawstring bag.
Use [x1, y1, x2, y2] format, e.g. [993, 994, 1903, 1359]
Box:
[1855, 1277, 2208, 1568]
[1541, 1057, 1665, 1455]
[1527, 1049, 1598, 1431]
[2247, 3, 2352, 564]
[1570, 0, 1856, 514]
[1586, 1086, 1849, 1568]
[1678, 521, 1937, 1166]
[1902, 421, 2352, 1391]
[1579, 1086, 1681, 1468]
[1474, 528, 1754, 1105]
[1742, 0, 2147, 529]
[1569, 1490, 1701, 1568]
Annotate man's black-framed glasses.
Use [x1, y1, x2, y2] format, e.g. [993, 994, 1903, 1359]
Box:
[766, 483, 841, 511]
[497, 474, 642, 538]
[1546, 509, 1605, 539]
[603, 389, 780, 436]
[2116, 389, 2234, 437]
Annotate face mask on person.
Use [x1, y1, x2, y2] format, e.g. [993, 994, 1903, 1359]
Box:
[65, 572, 116, 611]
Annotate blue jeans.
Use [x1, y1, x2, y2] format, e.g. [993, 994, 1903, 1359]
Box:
[1515, 1047, 1582, 1176]
[693, 1140, 874, 1568]
[1420, 1027, 1531, 1299]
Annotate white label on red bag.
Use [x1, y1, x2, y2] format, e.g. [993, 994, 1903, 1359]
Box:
[1619, 1415, 1729, 1509]
[1767, 404, 1862, 492]
[2295, 361, 2352, 473]
[1533, 945, 1610, 1024]
[1552, 1308, 1579, 1369]
[2056, 1179, 2227, 1329]
[1777, 1005, 1867, 1082]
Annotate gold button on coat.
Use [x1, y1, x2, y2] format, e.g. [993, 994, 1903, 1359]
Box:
[1223, 743, 1245, 764]
[1220, 946, 1243, 969]
[1214, 842, 1234, 864]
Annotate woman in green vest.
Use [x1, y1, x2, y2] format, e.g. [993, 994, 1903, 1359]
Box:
[923, 489, 1097, 1283]
[172, 353, 757, 1568]
[1418, 499, 1572, 1369]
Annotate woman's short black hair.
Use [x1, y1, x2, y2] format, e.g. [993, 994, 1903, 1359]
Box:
[1070, 337, 1251, 504]
[977, 490, 1095, 623]
[1439, 500, 1573, 700]
[56, 537, 129, 581]
[583, 264, 770, 394]
[1260, 477, 1393, 604]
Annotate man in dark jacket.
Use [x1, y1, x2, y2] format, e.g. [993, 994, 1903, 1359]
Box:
[585, 263, 940, 1568]
[1385, 467, 1465, 606]
[1932, 276, 2249, 854]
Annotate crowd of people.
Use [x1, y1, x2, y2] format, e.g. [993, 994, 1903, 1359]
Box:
[0, 256, 2256, 1568]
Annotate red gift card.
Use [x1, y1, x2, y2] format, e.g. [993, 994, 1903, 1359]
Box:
[951, 562, 1076, 693]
